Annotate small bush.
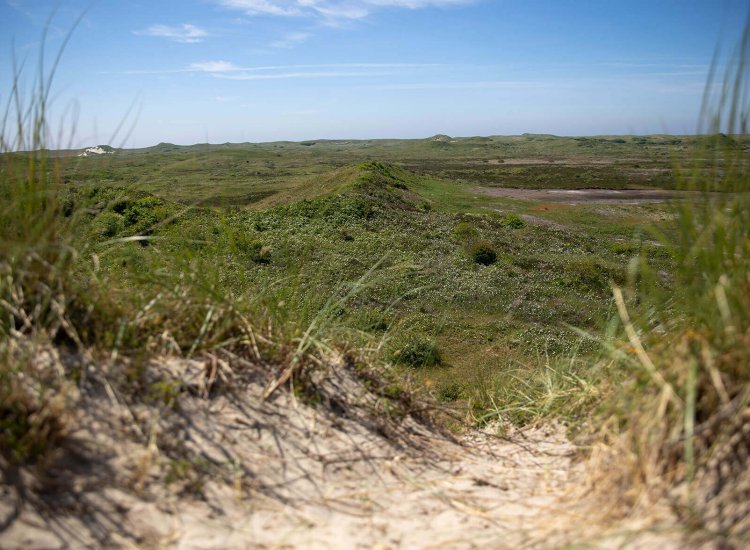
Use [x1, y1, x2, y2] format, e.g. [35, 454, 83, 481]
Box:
[646, 244, 671, 261]
[357, 310, 390, 332]
[562, 257, 624, 290]
[437, 383, 463, 402]
[512, 255, 543, 270]
[610, 242, 637, 255]
[394, 337, 441, 368]
[92, 211, 123, 238]
[339, 228, 354, 241]
[122, 196, 163, 231]
[499, 213, 525, 229]
[453, 221, 478, 241]
[232, 231, 272, 264]
[247, 242, 271, 264]
[60, 193, 76, 217]
[469, 240, 498, 266]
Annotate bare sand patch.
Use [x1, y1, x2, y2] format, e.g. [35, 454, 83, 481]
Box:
[0, 352, 683, 549]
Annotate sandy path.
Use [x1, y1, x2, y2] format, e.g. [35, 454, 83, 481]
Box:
[169, 424, 588, 549]
[128, 425, 588, 549]
[0, 355, 681, 549]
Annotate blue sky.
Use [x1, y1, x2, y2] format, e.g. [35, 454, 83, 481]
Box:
[1, 0, 748, 147]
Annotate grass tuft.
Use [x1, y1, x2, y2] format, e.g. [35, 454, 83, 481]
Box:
[590, 17, 750, 539]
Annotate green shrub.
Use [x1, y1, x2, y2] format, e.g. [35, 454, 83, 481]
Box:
[453, 221, 478, 241]
[394, 337, 441, 368]
[512, 255, 543, 270]
[610, 242, 637, 255]
[469, 240, 497, 266]
[562, 257, 623, 290]
[92, 211, 123, 238]
[646, 244, 671, 261]
[356, 310, 390, 332]
[499, 213, 525, 229]
[437, 383, 463, 402]
[121, 196, 163, 231]
[233, 233, 271, 264]
[339, 228, 354, 241]
[288, 195, 374, 225]
[60, 192, 76, 217]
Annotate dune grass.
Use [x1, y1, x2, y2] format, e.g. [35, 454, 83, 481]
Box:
[578, 22, 750, 541]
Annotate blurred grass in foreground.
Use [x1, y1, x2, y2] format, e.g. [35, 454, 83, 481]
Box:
[592, 17, 750, 541]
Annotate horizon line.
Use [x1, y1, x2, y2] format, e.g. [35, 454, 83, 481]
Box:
[40, 132, 735, 152]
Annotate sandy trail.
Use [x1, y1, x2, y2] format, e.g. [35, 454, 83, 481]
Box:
[152, 423, 589, 549]
[0, 354, 680, 549]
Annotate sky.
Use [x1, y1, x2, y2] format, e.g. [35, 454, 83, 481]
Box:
[1, 0, 748, 147]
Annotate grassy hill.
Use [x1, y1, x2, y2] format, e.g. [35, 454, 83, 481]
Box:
[41, 157, 674, 421]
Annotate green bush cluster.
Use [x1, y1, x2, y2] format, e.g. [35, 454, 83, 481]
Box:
[394, 336, 441, 368]
[437, 383, 463, 402]
[355, 310, 390, 333]
[92, 211, 123, 238]
[498, 213, 525, 229]
[469, 240, 498, 266]
[357, 161, 408, 189]
[453, 221, 478, 241]
[453, 221, 498, 265]
[561, 257, 623, 290]
[284, 195, 374, 225]
[232, 231, 271, 264]
[610, 242, 637, 255]
[112, 195, 170, 233]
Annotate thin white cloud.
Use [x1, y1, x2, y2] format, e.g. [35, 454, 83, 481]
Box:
[178, 59, 428, 80]
[377, 80, 565, 90]
[625, 70, 708, 78]
[188, 61, 242, 72]
[300, 1, 369, 21]
[218, 0, 476, 22]
[135, 24, 208, 43]
[213, 70, 392, 80]
[270, 31, 311, 48]
[191, 61, 437, 80]
[221, 0, 302, 16]
[374, 74, 708, 92]
[121, 62, 441, 75]
[366, 0, 472, 7]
